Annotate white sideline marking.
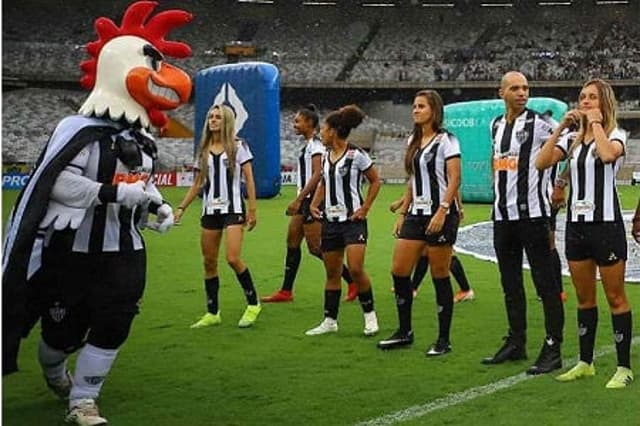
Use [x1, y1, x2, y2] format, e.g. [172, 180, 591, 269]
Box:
[356, 337, 640, 426]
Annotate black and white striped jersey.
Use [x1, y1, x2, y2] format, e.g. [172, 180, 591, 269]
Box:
[201, 140, 253, 216]
[321, 144, 373, 222]
[556, 127, 627, 222]
[407, 132, 461, 216]
[491, 109, 557, 221]
[297, 135, 324, 198]
[45, 128, 157, 253]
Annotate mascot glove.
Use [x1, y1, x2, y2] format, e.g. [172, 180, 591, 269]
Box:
[40, 200, 87, 230]
[147, 203, 174, 234]
[116, 181, 149, 209]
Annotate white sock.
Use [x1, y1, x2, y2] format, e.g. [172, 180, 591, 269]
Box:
[69, 344, 118, 409]
[38, 339, 68, 381]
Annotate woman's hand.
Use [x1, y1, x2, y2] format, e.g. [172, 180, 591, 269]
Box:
[426, 209, 446, 235]
[393, 215, 405, 238]
[310, 204, 323, 220]
[286, 199, 302, 216]
[561, 109, 583, 130]
[349, 206, 369, 222]
[246, 209, 257, 231]
[389, 198, 403, 213]
[584, 108, 603, 125]
[551, 185, 566, 209]
[174, 207, 185, 224]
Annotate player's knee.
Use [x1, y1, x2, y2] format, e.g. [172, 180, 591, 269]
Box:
[41, 328, 85, 354]
[88, 315, 135, 349]
[203, 257, 218, 275]
[605, 292, 628, 311]
[226, 254, 242, 269]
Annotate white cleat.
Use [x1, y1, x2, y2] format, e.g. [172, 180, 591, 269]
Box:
[363, 311, 379, 336]
[454, 289, 475, 303]
[66, 399, 108, 426]
[305, 318, 338, 336]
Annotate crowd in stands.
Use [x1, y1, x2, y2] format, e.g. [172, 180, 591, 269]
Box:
[4, 2, 639, 84]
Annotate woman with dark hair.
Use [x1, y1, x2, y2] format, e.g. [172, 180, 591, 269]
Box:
[175, 104, 262, 329]
[537, 78, 633, 388]
[261, 105, 356, 303]
[305, 105, 381, 336]
[378, 90, 461, 356]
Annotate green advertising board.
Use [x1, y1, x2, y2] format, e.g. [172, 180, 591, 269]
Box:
[444, 98, 568, 203]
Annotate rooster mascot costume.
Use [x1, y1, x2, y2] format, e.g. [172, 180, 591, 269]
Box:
[2, 2, 192, 424]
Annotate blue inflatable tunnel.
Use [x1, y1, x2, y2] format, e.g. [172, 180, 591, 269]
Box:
[194, 62, 281, 198]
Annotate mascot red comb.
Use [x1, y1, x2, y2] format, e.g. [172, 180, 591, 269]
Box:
[2, 2, 192, 424]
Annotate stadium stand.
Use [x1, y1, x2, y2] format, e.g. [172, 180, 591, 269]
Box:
[2, 0, 638, 181]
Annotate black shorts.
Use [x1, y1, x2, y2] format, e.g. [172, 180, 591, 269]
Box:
[201, 213, 246, 230]
[321, 220, 368, 252]
[398, 213, 459, 246]
[565, 221, 627, 265]
[297, 198, 317, 224]
[30, 246, 146, 351]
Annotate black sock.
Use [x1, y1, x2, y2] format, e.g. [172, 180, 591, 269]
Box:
[324, 289, 341, 320]
[341, 265, 353, 285]
[612, 311, 632, 369]
[358, 288, 375, 313]
[236, 268, 258, 305]
[393, 274, 413, 334]
[204, 277, 220, 314]
[450, 255, 470, 292]
[578, 307, 598, 364]
[550, 248, 563, 294]
[434, 276, 454, 342]
[411, 256, 429, 290]
[281, 247, 301, 292]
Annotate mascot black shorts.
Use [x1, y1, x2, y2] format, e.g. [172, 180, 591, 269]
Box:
[33, 247, 146, 352]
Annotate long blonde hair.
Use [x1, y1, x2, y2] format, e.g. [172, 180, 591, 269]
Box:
[196, 104, 237, 184]
[567, 78, 618, 158]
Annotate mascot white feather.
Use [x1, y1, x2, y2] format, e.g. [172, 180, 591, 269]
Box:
[2, 2, 192, 424]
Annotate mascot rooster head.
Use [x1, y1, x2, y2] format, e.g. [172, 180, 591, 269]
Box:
[79, 1, 193, 129]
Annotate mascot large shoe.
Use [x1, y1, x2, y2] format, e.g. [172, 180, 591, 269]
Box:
[2, 2, 193, 425]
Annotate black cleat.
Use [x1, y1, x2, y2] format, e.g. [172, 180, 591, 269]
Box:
[526, 336, 562, 375]
[378, 329, 414, 350]
[426, 339, 451, 357]
[482, 336, 527, 365]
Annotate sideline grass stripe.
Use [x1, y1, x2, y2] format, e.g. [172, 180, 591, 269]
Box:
[356, 336, 640, 426]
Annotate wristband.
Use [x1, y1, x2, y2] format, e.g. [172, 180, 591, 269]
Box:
[589, 120, 602, 126]
[554, 178, 567, 189]
[439, 201, 450, 210]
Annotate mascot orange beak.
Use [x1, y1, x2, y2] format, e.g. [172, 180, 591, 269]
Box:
[126, 63, 192, 111]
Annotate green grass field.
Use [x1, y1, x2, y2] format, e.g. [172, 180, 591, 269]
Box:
[2, 185, 639, 425]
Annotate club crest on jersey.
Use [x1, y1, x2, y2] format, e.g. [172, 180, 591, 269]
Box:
[515, 129, 529, 143]
[223, 158, 229, 168]
[48, 302, 66, 323]
[422, 152, 434, 163]
[338, 165, 349, 176]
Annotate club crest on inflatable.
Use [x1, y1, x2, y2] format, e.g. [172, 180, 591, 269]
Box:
[78, 1, 193, 128]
